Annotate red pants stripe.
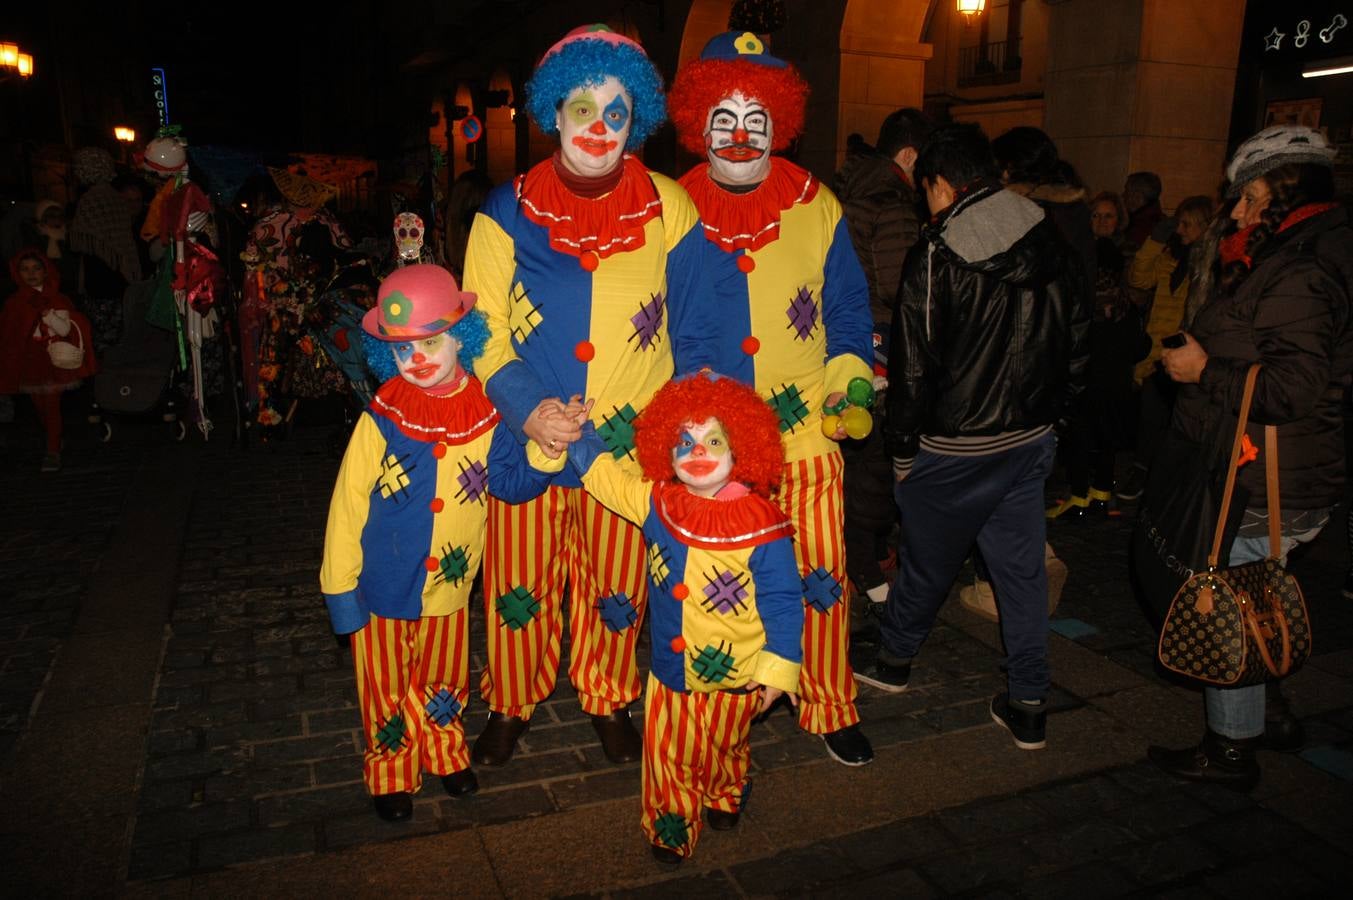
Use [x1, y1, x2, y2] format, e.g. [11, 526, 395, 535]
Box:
[641, 674, 759, 858]
[352, 612, 470, 795]
[779, 452, 859, 734]
[480, 486, 647, 719]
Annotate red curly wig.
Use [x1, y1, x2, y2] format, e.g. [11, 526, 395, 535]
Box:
[668, 58, 808, 156]
[634, 372, 785, 497]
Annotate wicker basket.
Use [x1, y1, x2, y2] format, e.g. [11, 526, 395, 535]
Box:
[47, 318, 85, 370]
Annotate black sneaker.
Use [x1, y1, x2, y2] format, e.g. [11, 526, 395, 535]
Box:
[1114, 466, 1147, 501]
[990, 692, 1046, 750]
[854, 650, 911, 693]
[821, 723, 874, 766]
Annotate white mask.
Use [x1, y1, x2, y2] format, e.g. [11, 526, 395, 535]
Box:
[555, 76, 632, 179]
[671, 418, 734, 497]
[705, 91, 772, 187]
[393, 213, 424, 262]
[392, 331, 462, 390]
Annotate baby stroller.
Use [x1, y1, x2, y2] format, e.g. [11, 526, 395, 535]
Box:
[89, 276, 184, 442]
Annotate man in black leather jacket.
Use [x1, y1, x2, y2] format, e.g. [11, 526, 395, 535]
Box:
[855, 124, 1089, 751]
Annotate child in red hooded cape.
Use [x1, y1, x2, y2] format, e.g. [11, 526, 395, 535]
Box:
[0, 248, 97, 471]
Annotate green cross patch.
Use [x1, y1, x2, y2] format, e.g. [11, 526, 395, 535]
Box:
[496, 586, 541, 630]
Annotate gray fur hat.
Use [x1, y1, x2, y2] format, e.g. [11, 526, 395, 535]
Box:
[1225, 125, 1337, 197]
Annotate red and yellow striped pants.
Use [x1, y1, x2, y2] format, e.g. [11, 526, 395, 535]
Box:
[779, 451, 859, 734]
[641, 674, 760, 858]
[352, 611, 470, 796]
[480, 485, 647, 720]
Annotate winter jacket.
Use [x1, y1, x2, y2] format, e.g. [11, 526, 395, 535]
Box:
[884, 185, 1091, 459]
[1005, 182, 1097, 306]
[1172, 204, 1353, 511]
[1128, 236, 1190, 382]
[831, 151, 921, 327]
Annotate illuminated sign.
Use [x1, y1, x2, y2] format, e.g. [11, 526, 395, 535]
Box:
[152, 67, 170, 126]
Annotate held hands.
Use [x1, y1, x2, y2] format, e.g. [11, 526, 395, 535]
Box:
[523, 395, 594, 458]
[746, 681, 798, 716]
[1160, 332, 1208, 384]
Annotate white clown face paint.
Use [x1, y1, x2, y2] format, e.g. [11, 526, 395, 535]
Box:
[392, 331, 463, 390]
[671, 418, 734, 497]
[705, 91, 772, 187]
[555, 77, 632, 179]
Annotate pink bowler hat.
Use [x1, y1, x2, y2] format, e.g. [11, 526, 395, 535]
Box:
[363, 264, 477, 341]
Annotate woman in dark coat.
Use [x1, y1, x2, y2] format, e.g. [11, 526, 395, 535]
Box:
[1148, 125, 1351, 789]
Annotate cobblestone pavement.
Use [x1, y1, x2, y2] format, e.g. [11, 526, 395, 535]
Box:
[5, 414, 1353, 896]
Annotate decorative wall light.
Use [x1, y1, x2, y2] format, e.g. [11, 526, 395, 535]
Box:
[114, 126, 138, 143]
[957, 0, 987, 21]
[1, 42, 33, 78]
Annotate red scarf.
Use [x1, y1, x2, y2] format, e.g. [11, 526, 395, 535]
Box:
[1220, 202, 1339, 270]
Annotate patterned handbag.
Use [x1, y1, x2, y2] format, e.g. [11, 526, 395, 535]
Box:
[1157, 365, 1311, 687]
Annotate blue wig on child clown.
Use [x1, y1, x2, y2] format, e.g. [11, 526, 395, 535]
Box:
[360, 308, 491, 385]
[525, 37, 666, 151]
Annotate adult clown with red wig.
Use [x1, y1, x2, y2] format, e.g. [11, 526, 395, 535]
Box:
[463, 24, 721, 768]
[669, 32, 876, 766]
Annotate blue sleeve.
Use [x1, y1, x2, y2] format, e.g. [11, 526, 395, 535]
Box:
[750, 538, 805, 664]
[566, 422, 609, 478]
[325, 590, 370, 635]
[822, 217, 875, 365]
[485, 360, 549, 443]
[665, 224, 725, 375]
[487, 425, 552, 503]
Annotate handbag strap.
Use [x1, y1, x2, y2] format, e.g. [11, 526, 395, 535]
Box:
[1209, 364, 1261, 567]
[1265, 423, 1281, 558]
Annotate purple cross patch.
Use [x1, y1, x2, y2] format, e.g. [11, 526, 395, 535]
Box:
[703, 569, 749, 615]
[629, 291, 666, 351]
[456, 458, 489, 504]
[786, 287, 818, 341]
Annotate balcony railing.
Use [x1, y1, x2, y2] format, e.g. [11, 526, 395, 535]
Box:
[958, 38, 1022, 86]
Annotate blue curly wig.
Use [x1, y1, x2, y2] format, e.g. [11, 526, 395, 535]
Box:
[360, 308, 491, 385]
[525, 40, 666, 151]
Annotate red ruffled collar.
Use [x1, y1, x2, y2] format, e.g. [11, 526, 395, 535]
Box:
[515, 154, 662, 260]
[677, 157, 819, 253]
[370, 375, 499, 444]
[653, 481, 793, 550]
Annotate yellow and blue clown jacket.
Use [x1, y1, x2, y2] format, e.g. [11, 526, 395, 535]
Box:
[492, 429, 804, 694]
[679, 158, 874, 462]
[465, 155, 723, 490]
[320, 376, 499, 633]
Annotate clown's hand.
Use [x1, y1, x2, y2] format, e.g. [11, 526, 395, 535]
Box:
[561, 395, 595, 427]
[821, 391, 848, 441]
[747, 681, 797, 715]
[525, 398, 583, 458]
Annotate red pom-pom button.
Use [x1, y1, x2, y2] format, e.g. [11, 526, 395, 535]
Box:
[574, 341, 596, 363]
[432, 443, 448, 459]
[736, 254, 755, 273]
[741, 336, 760, 356]
[424, 556, 440, 572]
[579, 251, 600, 272]
[672, 583, 689, 600]
[429, 498, 445, 513]
[670, 636, 687, 653]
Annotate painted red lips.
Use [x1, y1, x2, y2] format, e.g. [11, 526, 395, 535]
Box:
[680, 459, 719, 478]
[571, 136, 618, 157]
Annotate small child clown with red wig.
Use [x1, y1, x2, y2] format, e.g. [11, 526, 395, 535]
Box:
[496, 370, 804, 864]
[320, 264, 498, 822]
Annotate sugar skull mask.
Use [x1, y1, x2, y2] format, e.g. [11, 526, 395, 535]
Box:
[394, 213, 425, 261]
[705, 91, 772, 187]
[555, 76, 632, 178]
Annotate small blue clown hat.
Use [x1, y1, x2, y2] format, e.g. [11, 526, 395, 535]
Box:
[700, 31, 788, 68]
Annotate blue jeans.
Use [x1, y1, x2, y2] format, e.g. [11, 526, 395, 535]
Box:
[1204, 524, 1324, 738]
[882, 434, 1056, 701]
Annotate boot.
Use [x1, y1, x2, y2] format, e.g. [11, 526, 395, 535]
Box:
[1264, 684, 1305, 752]
[1087, 486, 1118, 517]
[1045, 494, 1089, 519]
[958, 578, 998, 622]
[1148, 729, 1261, 791]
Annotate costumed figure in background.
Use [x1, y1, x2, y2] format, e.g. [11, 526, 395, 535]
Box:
[463, 24, 721, 767]
[668, 32, 876, 766]
[495, 371, 802, 864]
[392, 212, 430, 269]
[69, 147, 143, 353]
[0, 249, 98, 472]
[320, 264, 498, 821]
[140, 129, 222, 437]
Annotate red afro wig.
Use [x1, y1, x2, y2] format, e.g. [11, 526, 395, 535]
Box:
[668, 59, 808, 156]
[634, 371, 785, 497]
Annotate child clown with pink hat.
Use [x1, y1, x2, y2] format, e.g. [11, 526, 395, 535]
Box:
[320, 263, 498, 822]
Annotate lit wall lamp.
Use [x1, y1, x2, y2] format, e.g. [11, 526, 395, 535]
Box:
[1, 42, 34, 77]
[114, 126, 137, 143]
[1303, 56, 1353, 78]
[17, 53, 32, 77]
[957, 0, 987, 21]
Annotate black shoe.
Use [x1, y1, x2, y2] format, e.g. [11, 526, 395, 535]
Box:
[1115, 466, 1147, 501]
[705, 807, 740, 831]
[471, 711, 529, 767]
[854, 651, 911, 693]
[849, 593, 886, 643]
[441, 767, 479, 798]
[1148, 729, 1260, 791]
[372, 791, 413, 821]
[990, 692, 1047, 750]
[651, 844, 684, 866]
[821, 723, 874, 766]
[591, 707, 643, 764]
[1264, 689, 1305, 753]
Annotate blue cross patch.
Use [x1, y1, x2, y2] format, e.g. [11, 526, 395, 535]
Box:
[425, 688, 463, 727]
[597, 592, 638, 633]
[802, 567, 843, 613]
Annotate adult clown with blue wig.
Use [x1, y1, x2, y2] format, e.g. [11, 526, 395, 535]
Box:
[320, 264, 498, 822]
[463, 24, 722, 767]
[668, 32, 876, 766]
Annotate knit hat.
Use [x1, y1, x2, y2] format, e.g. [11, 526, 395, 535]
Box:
[363, 264, 477, 341]
[1225, 125, 1338, 197]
